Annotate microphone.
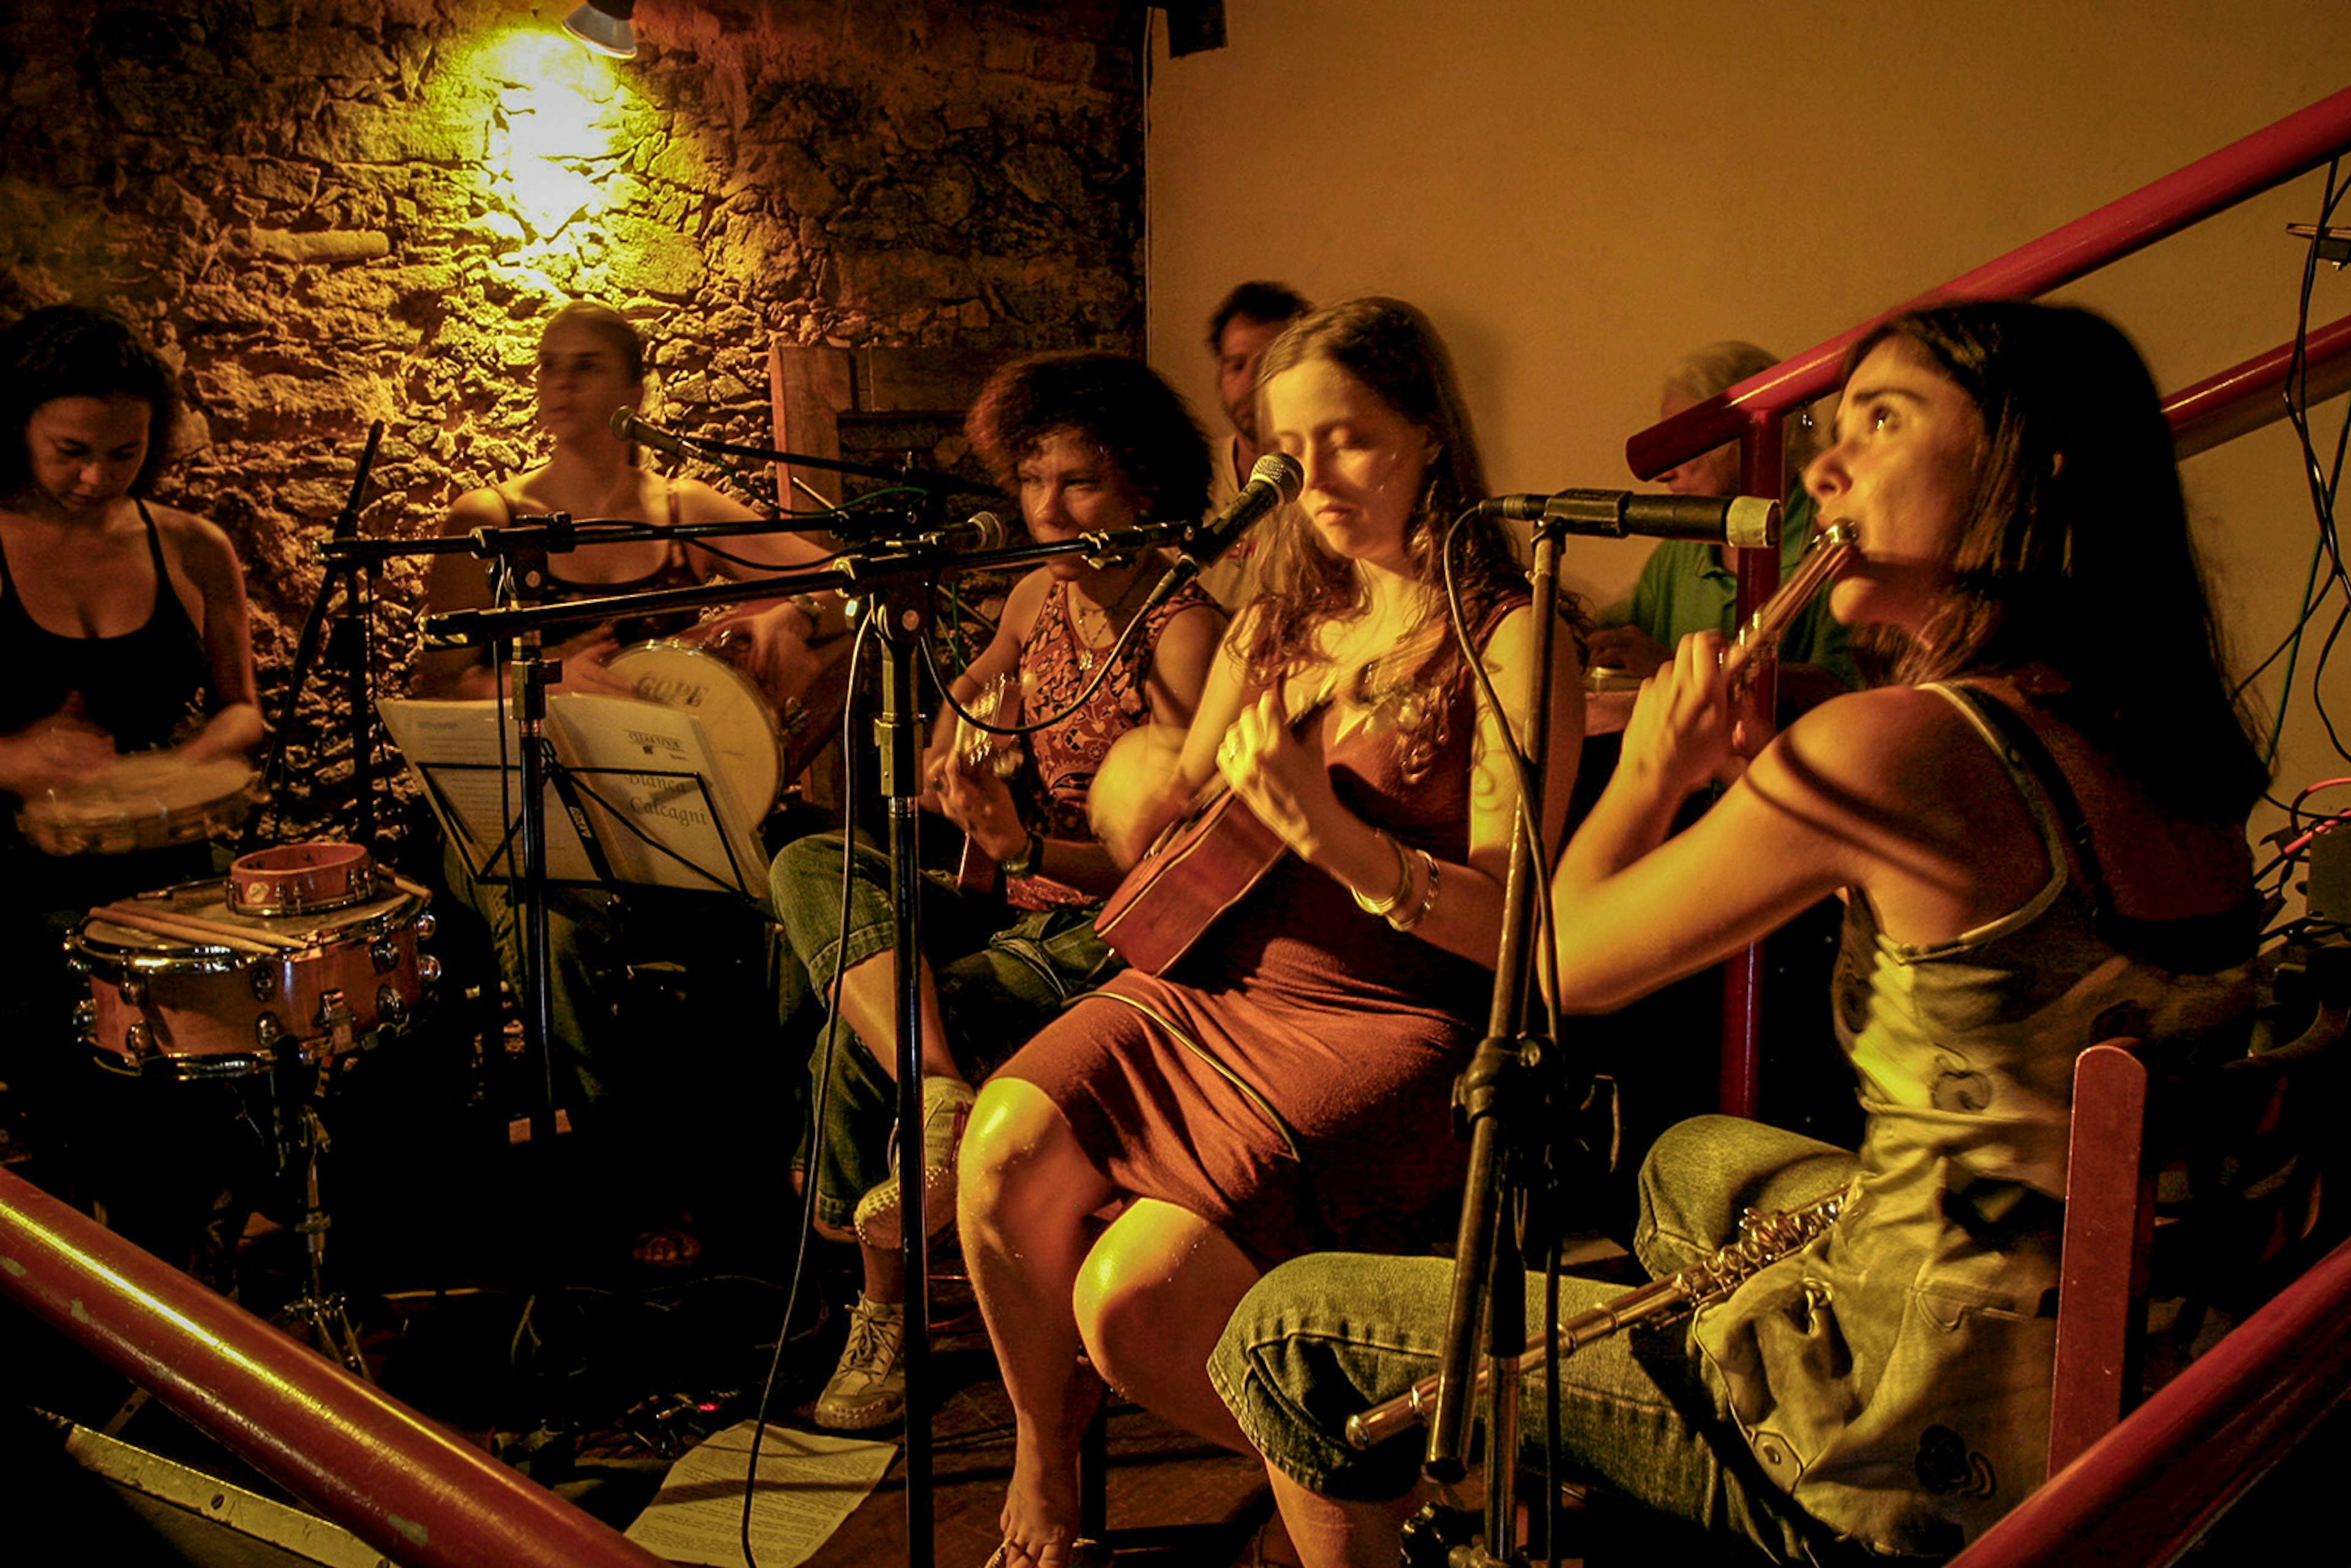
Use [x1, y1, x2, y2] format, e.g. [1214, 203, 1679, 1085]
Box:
[918, 511, 1010, 553]
[610, 405, 697, 462]
[1137, 452, 1304, 613]
[1472, 489, 1779, 549]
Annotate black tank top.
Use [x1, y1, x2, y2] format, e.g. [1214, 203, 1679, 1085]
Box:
[0, 499, 211, 752]
[492, 479, 705, 646]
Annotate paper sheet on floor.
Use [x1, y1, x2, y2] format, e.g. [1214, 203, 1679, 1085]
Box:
[623, 1420, 898, 1567]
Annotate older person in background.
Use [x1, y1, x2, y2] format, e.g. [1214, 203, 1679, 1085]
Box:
[1591, 340, 1858, 718]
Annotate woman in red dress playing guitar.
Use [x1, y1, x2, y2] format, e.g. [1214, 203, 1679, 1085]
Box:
[959, 298, 1588, 1568]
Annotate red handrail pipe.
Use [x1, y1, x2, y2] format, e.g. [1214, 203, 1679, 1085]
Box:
[2169, 310, 2351, 458]
[1628, 83, 2351, 481]
[1947, 1231, 2351, 1568]
[0, 1167, 672, 1568]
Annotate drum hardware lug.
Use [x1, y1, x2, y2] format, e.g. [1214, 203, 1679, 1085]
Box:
[369, 937, 399, 975]
[250, 964, 280, 1001]
[256, 1012, 287, 1049]
[72, 998, 97, 1033]
[418, 954, 443, 986]
[414, 912, 437, 943]
[376, 985, 408, 1029]
[118, 973, 148, 1007]
[317, 990, 358, 1056]
[123, 1021, 154, 1064]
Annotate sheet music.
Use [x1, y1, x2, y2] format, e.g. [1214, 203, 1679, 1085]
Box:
[376, 698, 600, 882]
[549, 693, 771, 906]
[623, 1420, 895, 1567]
[377, 694, 771, 909]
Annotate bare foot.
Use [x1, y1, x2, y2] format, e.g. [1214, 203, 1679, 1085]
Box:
[992, 1363, 1108, 1567]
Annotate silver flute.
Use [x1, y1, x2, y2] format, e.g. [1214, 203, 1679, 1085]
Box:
[1717, 520, 1858, 691]
[1344, 1192, 1845, 1451]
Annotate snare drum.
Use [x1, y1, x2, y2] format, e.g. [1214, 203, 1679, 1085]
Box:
[17, 753, 260, 857]
[67, 846, 438, 1079]
[604, 639, 783, 824]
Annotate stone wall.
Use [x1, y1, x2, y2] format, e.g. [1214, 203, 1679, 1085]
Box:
[0, 0, 1144, 840]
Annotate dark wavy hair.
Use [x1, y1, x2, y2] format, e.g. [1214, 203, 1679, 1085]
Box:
[1848, 301, 2264, 823]
[966, 351, 1210, 523]
[1243, 298, 1569, 780]
[0, 304, 181, 499]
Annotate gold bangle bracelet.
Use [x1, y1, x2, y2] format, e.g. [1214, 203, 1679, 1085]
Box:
[1387, 850, 1441, 932]
[1349, 830, 1416, 916]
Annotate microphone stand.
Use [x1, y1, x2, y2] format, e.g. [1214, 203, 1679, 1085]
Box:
[331, 512, 803, 1150]
[431, 512, 1198, 1568]
[1415, 516, 1578, 1568]
[247, 420, 386, 855]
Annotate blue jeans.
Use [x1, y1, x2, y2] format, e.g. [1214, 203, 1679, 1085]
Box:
[1211, 1116, 1865, 1564]
[770, 833, 1123, 1232]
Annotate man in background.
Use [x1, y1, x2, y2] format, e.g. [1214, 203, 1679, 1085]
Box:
[1197, 280, 1310, 610]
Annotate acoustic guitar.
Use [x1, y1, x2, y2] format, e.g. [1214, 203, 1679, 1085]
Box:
[1092, 697, 1330, 976]
[949, 670, 1026, 891]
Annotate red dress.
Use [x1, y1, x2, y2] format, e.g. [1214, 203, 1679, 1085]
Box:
[1002, 597, 1522, 1268]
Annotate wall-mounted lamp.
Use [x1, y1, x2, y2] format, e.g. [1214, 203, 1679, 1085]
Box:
[561, 0, 636, 59]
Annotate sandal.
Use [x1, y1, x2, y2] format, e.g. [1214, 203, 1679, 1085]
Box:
[630, 1224, 703, 1269]
[981, 1540, 1111, 1568]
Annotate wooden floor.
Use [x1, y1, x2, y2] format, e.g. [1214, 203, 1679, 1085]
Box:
[0, 1049, 1291, 1568]
[801, 1286, 1284, 1567]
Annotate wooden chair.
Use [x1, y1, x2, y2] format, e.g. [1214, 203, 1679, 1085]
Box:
[2049, 990, 2349, 1472]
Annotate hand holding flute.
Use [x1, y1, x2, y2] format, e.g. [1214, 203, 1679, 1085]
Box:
[1611, 522, 1859, 798]
[1717, 520, 1858, 694]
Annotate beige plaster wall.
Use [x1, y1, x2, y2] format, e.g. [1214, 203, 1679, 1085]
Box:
[1144, 2, 2351, 846]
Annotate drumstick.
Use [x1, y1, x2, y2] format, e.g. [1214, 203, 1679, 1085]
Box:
[386, 870, 434, 902]
[91, 903, 296, 956]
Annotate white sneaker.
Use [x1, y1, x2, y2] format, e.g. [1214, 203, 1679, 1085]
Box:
[812, 1294, 906, 1430]
[853, 1076, 976, 1251]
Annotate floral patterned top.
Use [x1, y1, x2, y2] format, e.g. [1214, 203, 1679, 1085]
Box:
[1007, 574, 1218, 912]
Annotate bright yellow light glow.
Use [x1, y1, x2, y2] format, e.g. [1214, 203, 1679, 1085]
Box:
[456, 28, 641, 249]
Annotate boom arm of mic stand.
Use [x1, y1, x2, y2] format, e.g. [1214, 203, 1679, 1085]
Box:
[418, 521, 1198, 647]
[666, 429, 1000, 501]
[316, 511, 846, 571]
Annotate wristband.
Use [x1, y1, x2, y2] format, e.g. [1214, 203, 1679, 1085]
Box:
[1000, 827, 1044, 879]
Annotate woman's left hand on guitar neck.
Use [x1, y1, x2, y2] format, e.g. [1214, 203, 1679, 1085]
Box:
[1217, 683, 1406, 909]
[1217, 684, 1343, 865]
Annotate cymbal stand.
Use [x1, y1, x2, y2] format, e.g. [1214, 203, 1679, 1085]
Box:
[269, 1000, 369, 1377]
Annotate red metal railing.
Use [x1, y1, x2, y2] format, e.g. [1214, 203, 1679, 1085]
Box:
[0, 1167, 671, 1568]
[1625, 84, 2351, 486]
[1619, 83, 2351, 1117]
[1948, 1231, 2351, 1567]
[2169, 311, 2351, 458]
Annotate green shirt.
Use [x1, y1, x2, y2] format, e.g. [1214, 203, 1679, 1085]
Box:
[1613, 490, 1859, 689]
